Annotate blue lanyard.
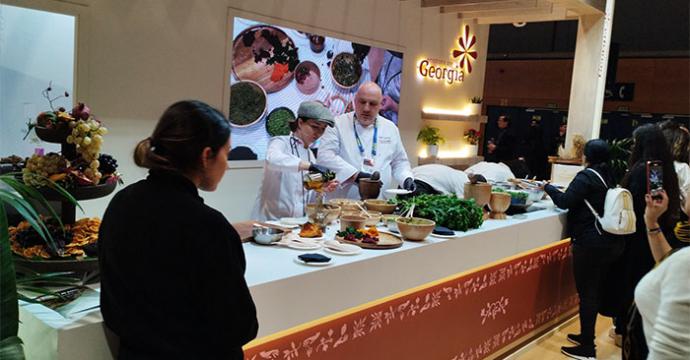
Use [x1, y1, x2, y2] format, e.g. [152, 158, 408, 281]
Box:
[353, 117, 377, 158]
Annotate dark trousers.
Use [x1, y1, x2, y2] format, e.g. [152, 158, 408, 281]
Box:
[572, 241, 625, 346]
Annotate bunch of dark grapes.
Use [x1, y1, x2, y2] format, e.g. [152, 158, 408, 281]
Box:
[98, 154, 118, 174]
[13, 221, 71, 254]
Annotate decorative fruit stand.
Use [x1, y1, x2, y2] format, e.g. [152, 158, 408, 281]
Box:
[6, 86, 120, 278]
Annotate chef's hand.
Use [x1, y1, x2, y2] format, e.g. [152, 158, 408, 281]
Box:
[355, 171, 372, 183]
[308, 163, 330, 176]
[324, 180, 339, 192]
[487, 143, 497, 153]
[403, 177, 416, 192]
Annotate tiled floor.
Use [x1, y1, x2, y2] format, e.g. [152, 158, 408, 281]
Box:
[507, 315, 621, 359]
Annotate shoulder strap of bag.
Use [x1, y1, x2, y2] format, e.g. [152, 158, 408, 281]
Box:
[586, 168, 608, 188]
[583, 168, 607, 235]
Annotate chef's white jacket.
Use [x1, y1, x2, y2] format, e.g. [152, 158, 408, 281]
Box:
[465, 161, 515, 183]
[317, 112, 413, 200]
[412, 164, 469, 197]
[252, 135, 314, 221]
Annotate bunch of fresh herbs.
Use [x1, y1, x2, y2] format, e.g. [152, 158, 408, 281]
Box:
[397, 194, 483, 231]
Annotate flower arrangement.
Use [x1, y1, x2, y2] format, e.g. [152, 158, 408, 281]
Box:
[463, 128, 481, 145]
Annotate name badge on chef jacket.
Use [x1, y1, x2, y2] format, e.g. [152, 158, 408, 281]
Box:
[363, 158, 375, 169]
[379, 136, 392, 144]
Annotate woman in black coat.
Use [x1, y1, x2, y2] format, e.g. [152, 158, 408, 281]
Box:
[543, 139, 625, 360]
[614, 124, 680, 344]
[99, 101, 258, 359]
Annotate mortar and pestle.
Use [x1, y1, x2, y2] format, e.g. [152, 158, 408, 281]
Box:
[358, 171, 382, 200]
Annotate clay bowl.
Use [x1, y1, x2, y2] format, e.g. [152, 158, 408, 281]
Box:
[341, 210, 381, 227]
[463, 183, 492, 208]
[358, 179, 382, 200]
[340, 215, 367, 232]
[489, 192, 511, 220]
[306, 203, 341, 225]
[364, 199, 396, 214]
[329, 198, 364, 212]
[396, 217, 436, 241]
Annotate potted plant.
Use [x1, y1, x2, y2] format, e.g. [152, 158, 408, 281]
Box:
[469, 96, 483, 115]
[463, 128, 481, 156]
[0, 174, 78, 359]
[417, 126, 445, 157]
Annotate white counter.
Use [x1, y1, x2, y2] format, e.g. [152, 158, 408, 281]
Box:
[18, 202, 566, 360]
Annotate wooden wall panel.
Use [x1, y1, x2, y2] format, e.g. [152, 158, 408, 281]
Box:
[483, 58, 690, 115]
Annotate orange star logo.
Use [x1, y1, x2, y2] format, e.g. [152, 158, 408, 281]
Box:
[452, 25, 478, 74]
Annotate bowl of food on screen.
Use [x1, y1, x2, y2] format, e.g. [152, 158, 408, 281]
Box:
[331, 52, 362, 89]
[228, 80, 267, 128]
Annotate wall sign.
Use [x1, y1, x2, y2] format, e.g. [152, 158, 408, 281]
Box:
[604, 83, 635, 101]
[417, 25, 478, 85]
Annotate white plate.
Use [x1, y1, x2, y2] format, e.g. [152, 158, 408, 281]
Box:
[299, 235, 325, 242]
[280, 217, 309, 226]
[385, 189, 411, 195]
[430, 233, 457, 239]
[294, 256, 333, 266]
[265, 220, 299, 229]
[323, 240, 362, 255]
[284, 242, 322, 250]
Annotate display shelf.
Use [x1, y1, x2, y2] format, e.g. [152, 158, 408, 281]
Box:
[420, 112, 487, 122]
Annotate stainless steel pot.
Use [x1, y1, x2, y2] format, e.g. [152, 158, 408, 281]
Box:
[252, 226, 285, 245]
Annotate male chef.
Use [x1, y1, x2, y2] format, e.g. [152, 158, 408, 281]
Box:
[317, 82, 415, 199]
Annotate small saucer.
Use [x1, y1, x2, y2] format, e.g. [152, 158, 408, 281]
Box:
[294, 256, 333, 266]
[429, 233, 457, 239]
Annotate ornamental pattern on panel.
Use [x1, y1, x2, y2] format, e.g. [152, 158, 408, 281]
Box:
[246, 245, 572, 360]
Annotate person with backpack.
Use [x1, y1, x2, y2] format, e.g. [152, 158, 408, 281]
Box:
[541, 139, 627, 360]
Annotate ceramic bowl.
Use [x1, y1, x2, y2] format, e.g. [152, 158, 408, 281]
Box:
[364, 199, 396, 214]
[306, 203, 341, 225]
[396, 217, 435, 241]
[252, 226, 285, 245]
[340, 215, 367, 232]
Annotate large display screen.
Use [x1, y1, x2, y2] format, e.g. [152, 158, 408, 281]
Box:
[228, 16, 404, 160]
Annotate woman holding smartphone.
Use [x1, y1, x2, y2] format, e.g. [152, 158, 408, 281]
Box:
[615, 124, 681, 345]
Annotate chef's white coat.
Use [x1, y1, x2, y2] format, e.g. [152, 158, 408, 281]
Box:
[252, 135, 314, 221]
[412, 164, 469, 197]
[465, 161, 515, 183]
[317, 112, 413, 200]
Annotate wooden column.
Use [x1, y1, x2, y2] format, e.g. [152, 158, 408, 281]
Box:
[565, 0, 615, 149]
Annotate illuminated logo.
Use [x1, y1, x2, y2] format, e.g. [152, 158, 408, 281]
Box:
[417, 24, 478, 84]
[452, 25, 478, 74]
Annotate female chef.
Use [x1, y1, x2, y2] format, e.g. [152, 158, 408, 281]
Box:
[252, 101, 339, 221]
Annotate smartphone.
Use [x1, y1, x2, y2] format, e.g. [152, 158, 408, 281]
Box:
[646, 160, 664, 198]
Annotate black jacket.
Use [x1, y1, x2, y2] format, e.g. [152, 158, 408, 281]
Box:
[545, 166, 620, 247]
[99, 169, 258, 359]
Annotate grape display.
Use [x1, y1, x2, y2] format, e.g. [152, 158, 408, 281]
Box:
[22, 153, 68, 187]
[97, 154, 118, 175]
[66, 118, 108, 184]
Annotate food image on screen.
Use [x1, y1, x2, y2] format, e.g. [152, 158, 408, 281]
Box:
[331, 53, 362, 88]
[229, 81, 267, 127]
[229, 16, 404, 160]
[266, 107, 295, 137]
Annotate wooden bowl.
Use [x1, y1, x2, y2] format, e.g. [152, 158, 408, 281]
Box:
[396, 217, 435, 241]
[306, 203, 341, 225]
[463, 183, 492, 207]
[340, 215, 367, 232]
[489, 192, 511, 220]
[364, 199, 396, 214]
[329, 198, 364, 212]
[35, 124, 71, 143]
[340, 210, 381, 226]
[358, 179, 382, 200]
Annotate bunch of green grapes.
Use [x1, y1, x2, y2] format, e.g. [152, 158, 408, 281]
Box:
[66, 118, 108, 184]
[22, 153, 68, 187]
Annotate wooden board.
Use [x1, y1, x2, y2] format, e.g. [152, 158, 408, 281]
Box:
[336, 232, 402, 250]
[232, 25, 297, 94]
[232, 221, 255, 243]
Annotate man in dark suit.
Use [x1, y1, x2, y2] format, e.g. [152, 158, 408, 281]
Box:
[486, 115, 515, 163]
